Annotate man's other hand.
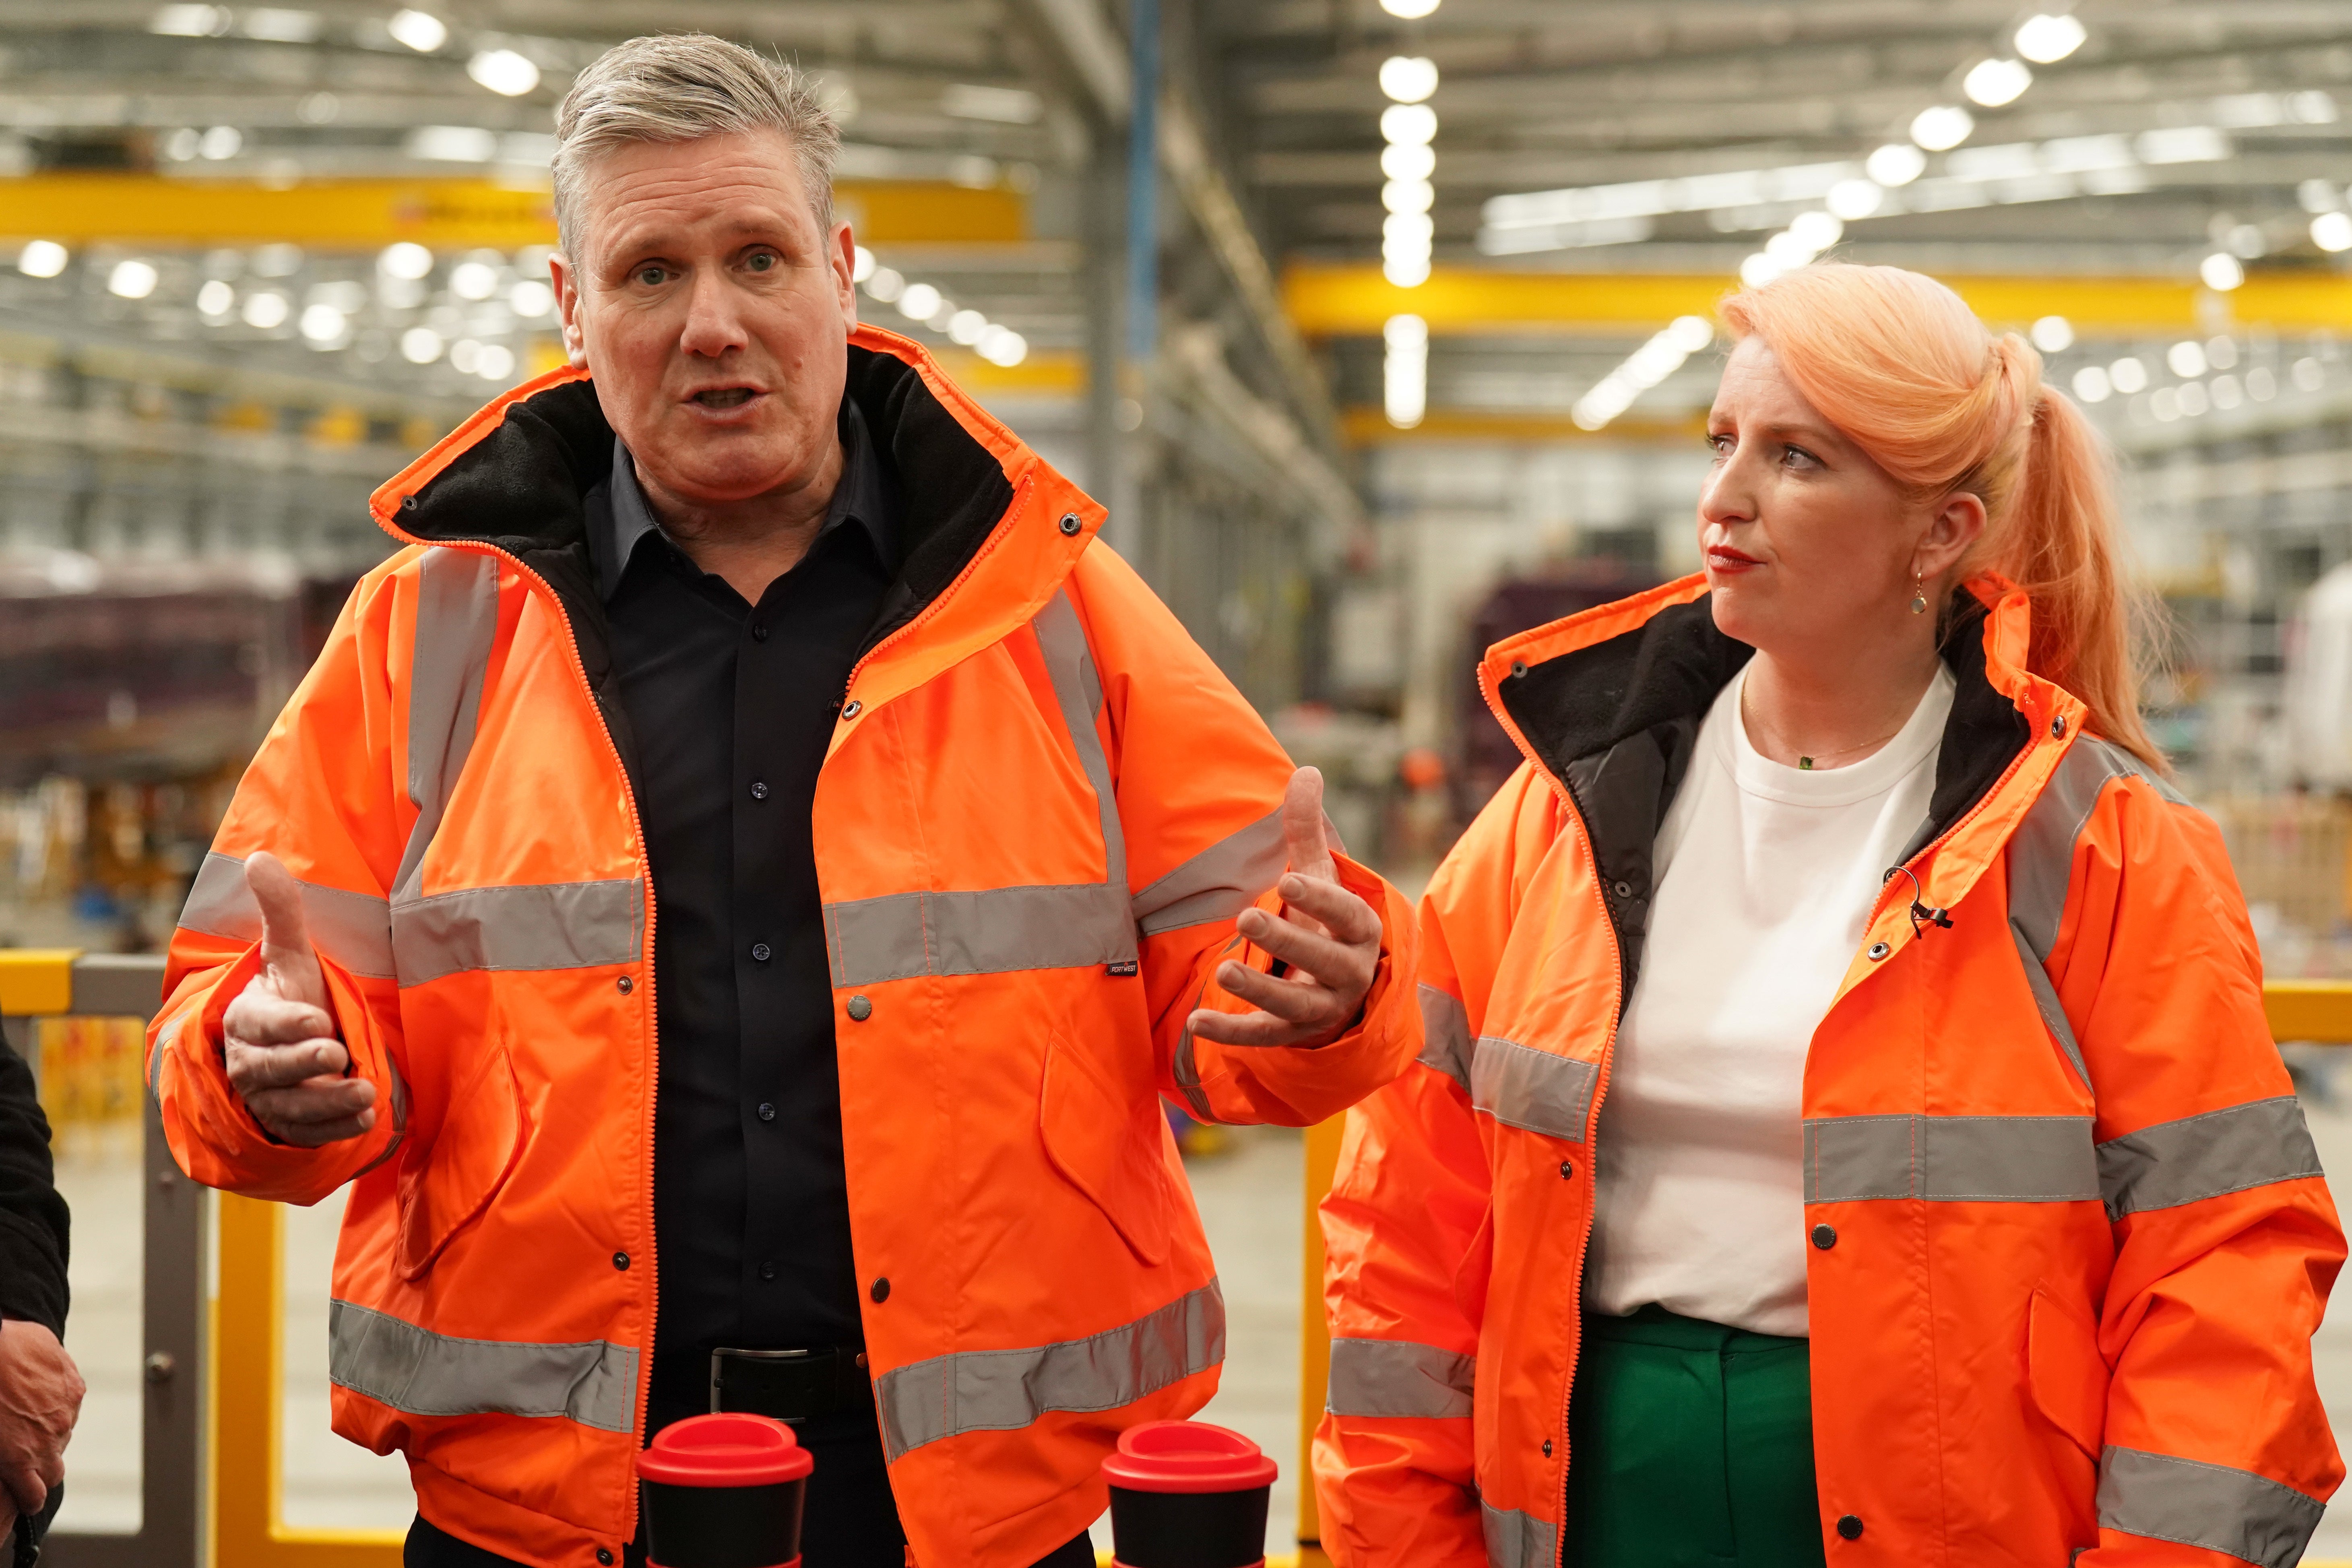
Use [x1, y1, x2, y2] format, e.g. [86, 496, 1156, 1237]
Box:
[0, 1320, 81, 1535]
[1188, 766, 1383, 1049]
[220, 852, 376, 1146]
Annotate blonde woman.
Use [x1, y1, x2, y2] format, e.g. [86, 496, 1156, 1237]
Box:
[1314, 264, 2344, 1568]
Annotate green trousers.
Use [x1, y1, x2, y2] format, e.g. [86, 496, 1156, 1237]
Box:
[1561, 1306, 1828, 1568]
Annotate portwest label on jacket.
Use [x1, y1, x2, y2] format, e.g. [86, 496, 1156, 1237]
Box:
[149, 328, 1420, 1568]
[1313, 574, 2342, 1568]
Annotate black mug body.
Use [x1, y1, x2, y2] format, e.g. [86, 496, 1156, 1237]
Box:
[1107, 1483, 1270, 1568]
[640, 1475, 806, 1568]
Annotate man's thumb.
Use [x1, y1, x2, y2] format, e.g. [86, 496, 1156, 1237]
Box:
[1280, 766, 1337, 883]
[245, 852, 326, 1007]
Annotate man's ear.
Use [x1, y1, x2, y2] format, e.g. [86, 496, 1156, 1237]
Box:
[831, 220, 859, 331]
[550, 251, 589, 368]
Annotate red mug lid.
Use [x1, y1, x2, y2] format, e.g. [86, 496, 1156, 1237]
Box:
[637, 1413, 814, 1488]
[1101, 1420, 1278, 1494]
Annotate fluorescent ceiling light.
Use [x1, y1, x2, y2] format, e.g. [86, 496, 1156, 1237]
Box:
[1381, 104, 1437, 146]
[1379, 0, 1439, 16]
[387, 9, 448, 51]
[2030, 315, 2073, 352]
[107, 259, 159, 300]
[407, 125, 498, 161]
[1381, 143, 1436, 182]
[1572, 316, 1713, 431]
[940, 84, 1042, 124]
[241, 8, 322, 42]
[2014, 14, 2088, 64]
[469, 49, 540, 97]
[1865, 144, 1926, 187]
[2199, 253, 2245, 291]
[1379, 56, 1439, 105]
[149, 5, 229, 36]
[1910, 105, 1975, 151]
[1964, 59, 2033, 108]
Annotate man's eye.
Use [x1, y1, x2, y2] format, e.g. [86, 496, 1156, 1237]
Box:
[745, 252, 775, 272]
[635, 266, 667, 286]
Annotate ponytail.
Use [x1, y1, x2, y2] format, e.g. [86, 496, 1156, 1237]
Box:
[1720, 264, 2164, 770]
[1989, 385, 2163, 769]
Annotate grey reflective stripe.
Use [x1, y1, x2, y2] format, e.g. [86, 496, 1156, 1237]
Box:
[1133, 807, 1285, 936]
[824, 591, 1139, 986]
[1326, 1337, 1473, 1418]
[328, 1299, 638, 1434]
[875, 1279, 1223, 1461]
[2097, 1444, 2323, 1568]
[351, 1049, 412, 1180]
[1471, 1035, 1598, 1142]
[1032, 588, 1127, 895]
[2007, 736, 2192, 1088]
[826, 883, 1134, 985]
[2010, 921, 2091, 1092]
[2097, 1096, 2324, 1220]
[1418, 985, 1472, 1093]
[1803, 1114, 2098, 1202]
[1481, 1500, 1558, 1568]
[393, 548, 501, 902]
[178, 851, 396, 980]
[146, 1016, 179, 1099]
[392, 879, 644, 987]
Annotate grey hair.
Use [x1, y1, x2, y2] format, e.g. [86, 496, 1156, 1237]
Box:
[551, 33, 842, 258]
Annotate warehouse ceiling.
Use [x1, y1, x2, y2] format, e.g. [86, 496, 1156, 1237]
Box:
[3, 0, 2351, 440]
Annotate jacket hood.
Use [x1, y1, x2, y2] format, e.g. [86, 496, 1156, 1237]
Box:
[366, 326, 1106, 777]
[1478, 572, 2090, 971]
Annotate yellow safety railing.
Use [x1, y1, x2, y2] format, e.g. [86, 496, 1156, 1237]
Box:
[186, 977, 2352, 1568]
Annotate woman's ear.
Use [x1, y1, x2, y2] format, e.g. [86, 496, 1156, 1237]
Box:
[1918, 489, 1988, 585]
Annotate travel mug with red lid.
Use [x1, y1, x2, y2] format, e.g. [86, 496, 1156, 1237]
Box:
[1101, 1420, 1278, 1568]
[636, 1412, 814, 1568]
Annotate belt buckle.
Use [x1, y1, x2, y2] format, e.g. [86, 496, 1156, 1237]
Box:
[710, 1346, 866, 1424]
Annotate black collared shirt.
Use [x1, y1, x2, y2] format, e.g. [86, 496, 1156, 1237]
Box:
[586, 401, 899, 1439]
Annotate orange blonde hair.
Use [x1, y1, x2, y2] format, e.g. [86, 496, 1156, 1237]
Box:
[1718, 262, 2162, 769]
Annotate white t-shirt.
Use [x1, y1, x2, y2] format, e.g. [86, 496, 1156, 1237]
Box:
[1584, 660, 1956, 1337]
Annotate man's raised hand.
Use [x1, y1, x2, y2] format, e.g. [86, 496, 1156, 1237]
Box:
[219, 851, 376, 1146]
[1187, 766, 1383, 1049]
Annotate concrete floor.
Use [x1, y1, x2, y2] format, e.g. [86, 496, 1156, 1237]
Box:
[51, 1097, 2352, 1561]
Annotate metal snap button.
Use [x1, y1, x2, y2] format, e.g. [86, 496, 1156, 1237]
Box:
[847, 995, 872, 1022]
[1836, 1515, 1863, 1541]
[751, 942, 772, 963]
[611, 1251, 630, 1271]
[750, 780, 769, 800]
[2051, 714, 2067, 738]
[1811, 1224, 1837, 1250]
[1612, 881, 1633, 899]
[1059, 512, 1082, 536]
[1867, 941, 1891, 961]
[1509, 660, 1528, 677]
[841, 699, 863, 719]
[1559, 1159, 1575, 1180]
[870, 1277, 891, 1303]
[616, 975, 634, 994]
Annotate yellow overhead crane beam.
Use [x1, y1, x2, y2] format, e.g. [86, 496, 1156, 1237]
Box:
[1284, 262, 2352, 338]
[0, 172, 1028, 248]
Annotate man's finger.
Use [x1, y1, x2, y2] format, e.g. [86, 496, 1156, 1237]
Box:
[1188, 1006, 1320, 1048]
[1237, 908, 1365, 987]
[246, 851, 328, 1011]
[1273, 874, 1382, 947]
[1214, 961, 1337, 1024]
[225, 1036, 351, 1093]
[245, 1076, 376, 1123]
[223, 979, 337, 1049]
[1279, 766, 1336, 885]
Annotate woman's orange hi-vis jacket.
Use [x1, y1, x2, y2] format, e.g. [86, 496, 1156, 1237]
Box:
[145, 328, 1420, 1568]
[1314, 575, 2342, 1568]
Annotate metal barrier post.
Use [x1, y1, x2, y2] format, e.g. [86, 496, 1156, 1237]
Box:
[0, 951, 202, 1568]
[1295, 1119, 1342, 1568]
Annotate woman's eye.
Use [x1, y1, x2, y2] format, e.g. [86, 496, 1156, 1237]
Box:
[1782, 445, 1820, 469]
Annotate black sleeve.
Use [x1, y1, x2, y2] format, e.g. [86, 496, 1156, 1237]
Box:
[0, 1039, 68, 1338]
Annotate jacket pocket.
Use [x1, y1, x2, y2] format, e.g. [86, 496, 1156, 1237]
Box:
[396, 1043, 527, 1282]
[2025, 1282, 2108, 1461]
[1040, 1032, 1173, 1266]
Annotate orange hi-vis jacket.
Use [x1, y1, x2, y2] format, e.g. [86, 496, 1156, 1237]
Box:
[147, 328, 1421, 1568]
[1313, 575, 2343, 1568]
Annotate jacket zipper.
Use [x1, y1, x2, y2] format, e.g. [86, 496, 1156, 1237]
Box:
[394, 537, 662, 1548]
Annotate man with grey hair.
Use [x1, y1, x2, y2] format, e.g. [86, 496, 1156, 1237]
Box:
[148, 29, 1423, 1568]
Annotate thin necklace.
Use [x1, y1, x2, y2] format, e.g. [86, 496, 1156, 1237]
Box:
[1741, 690, 1908, 771]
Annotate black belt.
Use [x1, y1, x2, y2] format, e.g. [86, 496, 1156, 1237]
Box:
[709, 1345, 871, 1423]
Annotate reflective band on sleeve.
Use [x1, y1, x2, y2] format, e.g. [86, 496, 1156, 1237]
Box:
[1470, 1035, 1598, 1143]
[147, 1016, 180, 1099]
[391, 878, 645, 987]
[1418, 985, 1472, 1093]
[2096, 1444, 2324, 1568]
[1326, 1337, 1474, 1418]
[1803, 1114, 2098, 1203]
[874, 1279, 1224, 1461]
[328, 1299, 638, 1433]
[2097, 1096, 2324, 1220]
[1132, 808, 1287, 936]
[825, 883, 1135, 986]
[2006, 735, 2193, 1089]
[1482, 1500, 1558, 1568]
[178, 851, 396, 980]
[394, 548, 502, 903]
[1032, 589, 1128, 896]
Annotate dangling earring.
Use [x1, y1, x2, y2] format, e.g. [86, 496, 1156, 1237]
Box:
[1910, 570, 1928, 616]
